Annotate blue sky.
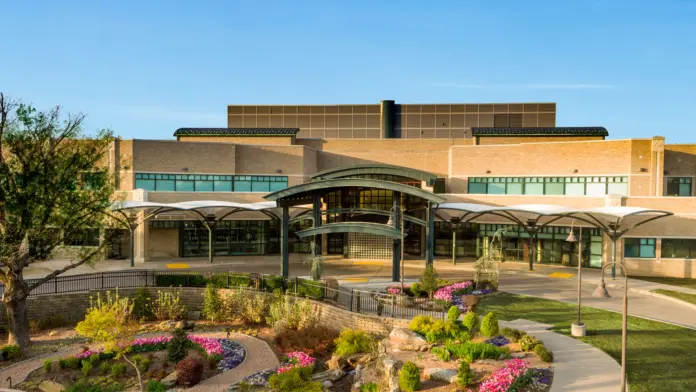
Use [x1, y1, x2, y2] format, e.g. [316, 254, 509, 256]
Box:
[2, 1, 695, 142]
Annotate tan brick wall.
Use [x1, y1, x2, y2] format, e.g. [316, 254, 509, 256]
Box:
[149, 228, 179, 258]
[148, 192, 267, 204]
[664, 144, 696, 176]
[132, 140, 236, 174]
[178, 136, 295, 146]
[116, 139, 134, 191]
[477, 136, 604, 145]
[235, 145, 310, 175]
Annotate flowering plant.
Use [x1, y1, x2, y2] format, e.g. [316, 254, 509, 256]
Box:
[478, 358, 529, 392]
[433, 281, 473, 301]
[129, 335, 223, 359]
[277, 351, 316, 374]
[387, 286, 401, 295]
[76, 348, 103, 360]
[473, 289, 494, 296]
[485, 335, 510, 347]
[189, 335, 224, 359]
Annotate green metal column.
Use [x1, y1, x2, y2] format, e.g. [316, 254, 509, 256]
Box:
[312, 194, 322, 256]
[392, 191, 402, 282]
[426, 202, 435, 265]
[281, 206, 289, 278]
[380, 100, 396, 138]
[452, 228, 457, 265]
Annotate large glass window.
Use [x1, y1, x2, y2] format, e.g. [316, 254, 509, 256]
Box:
[134, 173, 287, 192]
[466, 176, 628, 196]
[661, 238, 696, 258]
[666, 177, 692, 196]
[624, 238, 656, 258]
[64, 229, 100, 247]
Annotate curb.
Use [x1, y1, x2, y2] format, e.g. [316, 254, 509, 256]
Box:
[632, 290, 696, 311]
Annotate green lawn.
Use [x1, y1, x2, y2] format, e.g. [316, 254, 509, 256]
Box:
[477, 293, 696, 392]
[653, 289, 696, 305]
[633, 276, 696, 289]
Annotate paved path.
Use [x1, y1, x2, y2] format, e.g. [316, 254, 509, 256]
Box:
[502, 319, 622, 392]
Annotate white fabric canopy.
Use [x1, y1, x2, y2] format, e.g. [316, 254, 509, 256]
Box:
[112, 200, 277, 212]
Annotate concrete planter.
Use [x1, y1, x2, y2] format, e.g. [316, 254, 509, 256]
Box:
[571, 322, 587, 337]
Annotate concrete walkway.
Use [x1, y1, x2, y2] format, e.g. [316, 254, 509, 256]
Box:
[502, 319, 622, 392]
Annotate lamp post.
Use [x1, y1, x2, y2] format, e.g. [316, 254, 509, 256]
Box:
[565, 220, 586, 337]
[593, 262, 629, 392]
[127, 213, 138, 268]
[526, 218, 538, 271]
[388, 206, 405, 293]
[205, 213, 216, 264]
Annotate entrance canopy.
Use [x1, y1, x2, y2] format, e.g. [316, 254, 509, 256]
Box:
[311, 164, 438, 186]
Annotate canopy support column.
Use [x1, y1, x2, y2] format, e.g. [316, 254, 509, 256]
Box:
[426, 201, 435, 266]
[392, 192, 402, 282]
[312, 194, 322, 256]
[281, 206, 290, 278]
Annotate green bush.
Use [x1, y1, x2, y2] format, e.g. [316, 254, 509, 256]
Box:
[480, 312, 499, 338]
[133, 287, 153, 320]
[176, 357, 205, 386]
[111, 363, 128, 377]
[534, 343, 554, 362]
[268, 366, 323, 392]
[419, 265, 439, 298]
[457, 361, 474, 387]
[463, 311, 478, 333]
[334, 329, 374, 357]
[155, 273, 208, 287]
[519, 335, 540, 352]
[431, 347, 450, 362]
[445, 341, 507, 362]
[203, 283, 224, 322]
[263, 275, 286, 292]
[133, 354, 152, 373]
[360, 383, 379, 392]
[455, 330, 471, 342]
[64, 356, 81, 369]
[447, 306, 461, 323]
[146, 380, 167, 392]
[296, 279, 324, 300]
[99, 361, 112, 375]
[81, 360, 93, 377]
[168, 328, 190, 363]
[408, 315, 436, 336]
[64, 383, 104, 392]
[58, 358, 66, 369]
[0, 344, 20, 360]
[501, 327, 523, 343]
[410, 282, 424, 297]
[43, 359, 53, 373]
[399, 361, 421, 392]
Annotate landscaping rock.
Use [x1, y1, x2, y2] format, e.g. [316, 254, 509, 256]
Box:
[511, 352, 527, 358]
[157, 320, 177, 330]
[187, 310, 201, 320]
[389, 327, 427, 351]
[383, 358, 401, 392]
[312, 369, 346, 382]
[39, 381, 64, 392]
[323, 380, 334, 388]
[346, 353, 369, 367]
[424, 368, 458, 383]
[161, 370, 178, 388]
[175, 320, 196, 330]
[378, 338, 389, 355]
[327, 355, 346, 370]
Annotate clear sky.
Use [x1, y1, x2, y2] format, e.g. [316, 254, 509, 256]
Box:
[2, 1, 695, 142]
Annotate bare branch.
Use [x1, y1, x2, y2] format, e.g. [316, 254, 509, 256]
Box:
[26, 242, 109, 291]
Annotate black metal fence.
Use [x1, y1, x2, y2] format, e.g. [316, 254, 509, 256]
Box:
[3, 270, 447, 320]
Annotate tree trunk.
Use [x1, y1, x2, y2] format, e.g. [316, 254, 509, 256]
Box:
[4, 274, 31, 351]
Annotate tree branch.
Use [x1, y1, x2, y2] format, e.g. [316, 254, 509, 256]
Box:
[26, 242, 109, 292]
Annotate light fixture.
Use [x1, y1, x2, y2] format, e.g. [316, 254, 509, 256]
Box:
[486, 170, 491, 174]
[526, 218, 536, 229]
[640, 168, 648, 172]
[566, 230, 577, 243]
[572, 169, 579, 173]
[276, 169, 283, 173]
[592, 280, 611, 298]
[182, 167, 189, 172]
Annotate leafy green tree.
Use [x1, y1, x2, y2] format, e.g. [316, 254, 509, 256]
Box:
[0, 93, 118, 351]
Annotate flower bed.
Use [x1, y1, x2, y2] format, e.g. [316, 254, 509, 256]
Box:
[277, 351, 316, 373]
[433, 281, 474, 301]
[130, 334, 224, 359]
[478, 358, 529, 392]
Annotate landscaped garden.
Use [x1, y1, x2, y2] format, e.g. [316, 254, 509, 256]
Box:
[477, 292, 696, 392]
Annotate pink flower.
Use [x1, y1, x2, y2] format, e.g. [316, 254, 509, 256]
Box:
[433, 281, 473, 301]
[277, 351, 316, 373]
[479, 359, 529, 392]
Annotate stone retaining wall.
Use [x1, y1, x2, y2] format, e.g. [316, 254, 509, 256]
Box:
[0, 287, 408, 335]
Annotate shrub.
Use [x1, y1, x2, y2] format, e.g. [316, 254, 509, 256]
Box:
[334, 329, 374, 357]
[111, 363, 128, 377]
[431, 347, 450, 362]
[457, 361, 474, 387]
[81, 360, 93, 377]
[168, 328, 190, 363]
[134, 354, 152, 373]
[274, 325, 339, 357]
[418, 265, 439, 298]
[480, 312, 499, 338]
[225, 289, 271, 324]
[399, 361, 420, 392]
[0, 344, 20, 360]
[146, 380, 167, 392]
[447, 306, 461, 323]
[210, 273, 252, 288]
[445, 341, 507, 362]
[58, 358, 66, 369]
[263, 275, 287, 292]
[455, 330, 471, 342]
[534, 343, 554, 362]
[519, 335, 540, 352]
[268, 366, 323, 392]
[203, 284, 224, 322]
[155, 273, 208, 287]
[410, 282, 423, 297]
[463, 311, 478, 333]
[176, 357, 205, 386]
[64, 356, 81, 369]
[43, 359, 53, 373]
[501, 327, 523, 343]
[360, 383, 379, 392]
[408, 315, 436, 336]
[266, 294, 316, 330]
[153, 290, 187, 321]
[133, 287, 154, 320]
[99, 361, 112, 375]
[296, 280, 324, 300]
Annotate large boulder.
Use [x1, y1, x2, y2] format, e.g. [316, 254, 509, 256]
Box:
[389, 327, 427, 351]
[327, 355, 346, 370]
[383, 358, 401, 392]
[424, 368, 458, 383]
[312, 369, 346, 382]
[38, 381, 64, 392]
[161, 370, 178, 388]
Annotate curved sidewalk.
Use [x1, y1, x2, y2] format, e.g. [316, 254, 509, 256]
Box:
[502, 319, 622, 392]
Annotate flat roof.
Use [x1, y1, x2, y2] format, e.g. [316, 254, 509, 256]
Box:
[472, 127, 608, 137]
[174, 128, 299, 137]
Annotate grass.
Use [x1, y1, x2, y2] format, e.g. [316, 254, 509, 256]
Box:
[477, 293, 696, 392]
[653, 289, 696, 305]
[633, 276, 696, 289]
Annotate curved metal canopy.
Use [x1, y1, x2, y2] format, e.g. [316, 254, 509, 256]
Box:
[296, 222, 401, 239]
[311, 164, 438, 186]
[264, 178, 446, 204]
[112, 200, 277, 212]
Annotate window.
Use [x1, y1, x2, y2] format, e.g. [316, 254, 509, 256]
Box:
[661, 238, 696, 258]
[466, 176, 628, 196]
[64, 228, 100, 246]
[134, 173, 287, 192]
[624, 238, 656, 258]
[666, 177, 692, 196]
[433, 178, 446, 194]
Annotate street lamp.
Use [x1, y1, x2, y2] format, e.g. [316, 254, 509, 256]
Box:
[526, 218, 537, 271]
[565, 220, 586, 337]
[205, 213, 216, 264]
[593, 262, 629, 392]
[450, 217, 462, 265]
[127, 213, 138, 268]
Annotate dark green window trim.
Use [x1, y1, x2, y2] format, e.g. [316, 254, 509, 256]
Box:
[467, 176, 628, 196]
[135, 173, 288, 192]
[624, 238, 656, 258]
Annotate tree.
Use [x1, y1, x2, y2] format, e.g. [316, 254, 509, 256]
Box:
[0, 93, 117, 351]
[419, 264, 439, 299]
